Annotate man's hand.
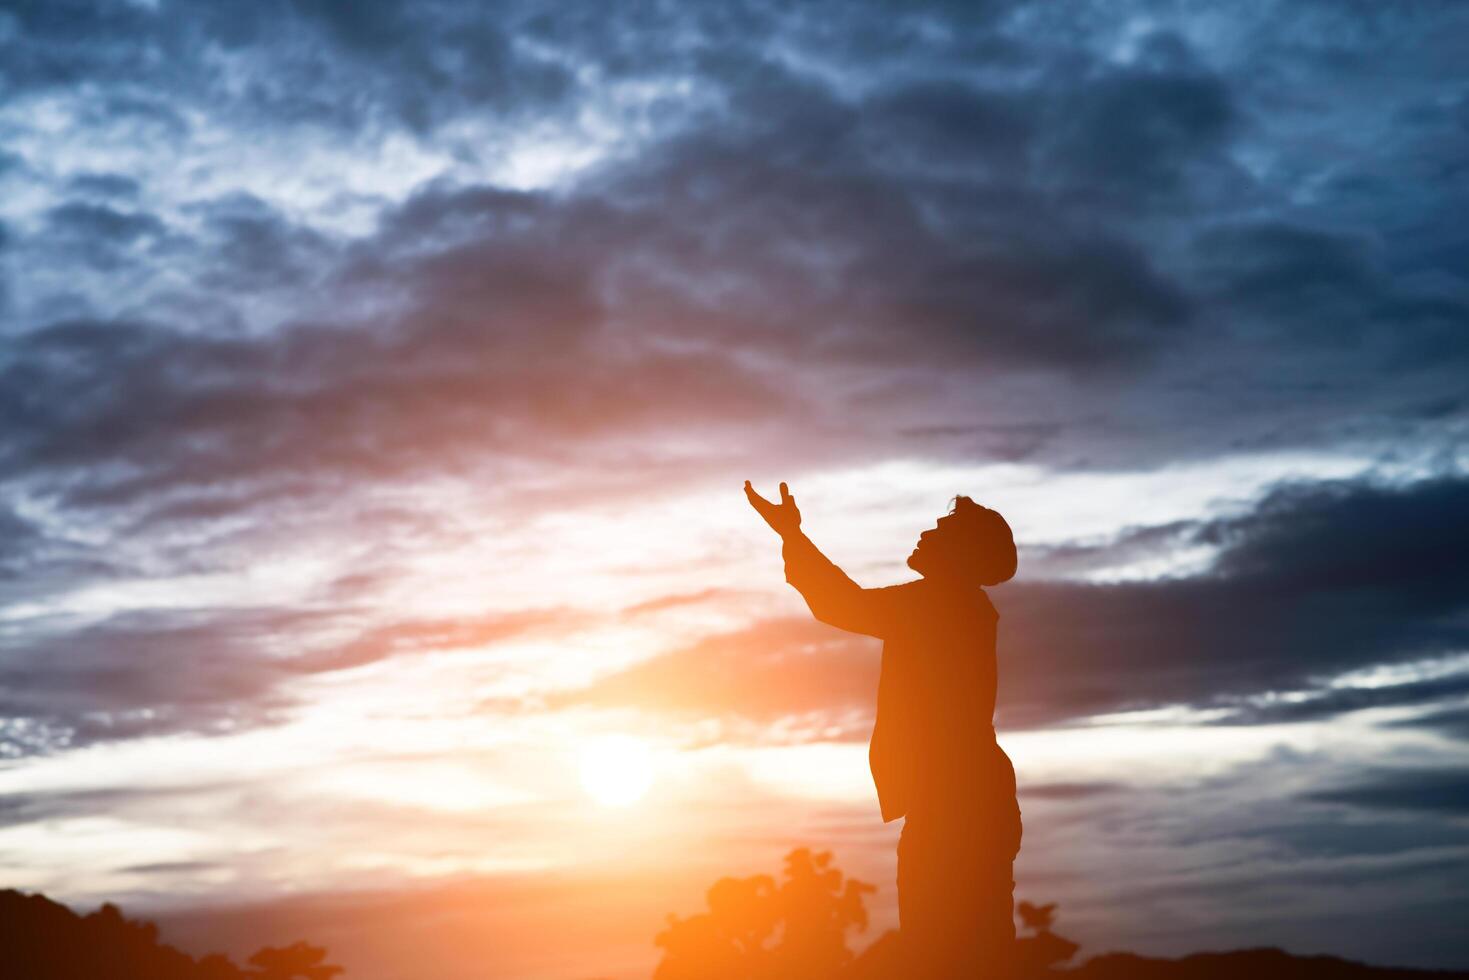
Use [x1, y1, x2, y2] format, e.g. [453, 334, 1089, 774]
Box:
[745, 480, 802, 538]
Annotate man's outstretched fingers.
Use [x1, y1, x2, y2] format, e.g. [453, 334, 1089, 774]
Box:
[746, 482, 779, 527]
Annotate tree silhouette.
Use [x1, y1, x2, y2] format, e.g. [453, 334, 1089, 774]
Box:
[773, 848, 875, 976]
[0, 888, 345, 980]
[654, 847, 875, 980]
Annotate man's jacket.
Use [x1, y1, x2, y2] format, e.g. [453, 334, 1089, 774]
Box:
[782, 531, 1014, 823]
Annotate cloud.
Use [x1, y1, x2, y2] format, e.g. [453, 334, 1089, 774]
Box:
[44, 202, 167, 246]
[1308, 768, 1469, 816]
[998, 475, 1469, 725]
[0, 784, 239, 830]
[290, 607, 585, 675]
[0, 1, 577, 133]
[190, 193, 334, 294]
[1209, 672, 1469, 728]
[1386, 706, 1469, 741]
[619, 588, 746, 618]
[1020, 782, 1124, 801]
[1043, 31, 1239, 200]
[0, 59, 1238, 527]
[551, 617, 880, 729]
[0, 602, 582, 758]
[65, 172, 142, 200]
[0, 608, 306, 756]
[0, 306, 785, 515]
[2, 0, 1465, 528]
[0, 505, 45, 579]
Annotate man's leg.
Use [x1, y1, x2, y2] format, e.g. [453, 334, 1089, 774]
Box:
[898, 806, 1021, 978]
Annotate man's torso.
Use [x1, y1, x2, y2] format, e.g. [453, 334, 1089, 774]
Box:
[870, 579, 1011, 822]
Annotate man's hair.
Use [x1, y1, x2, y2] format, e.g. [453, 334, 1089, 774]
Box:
[947, 496, 1017, 586]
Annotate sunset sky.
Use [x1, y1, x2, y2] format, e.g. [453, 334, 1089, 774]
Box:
[2, 2, 1468, 978]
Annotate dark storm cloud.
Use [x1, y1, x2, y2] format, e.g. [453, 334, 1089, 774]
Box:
[861, 80, 1034, 174]
[3, 1, 1464, 515]
[1218, 813, 1469, 861]
[1188, 218, 1469, 371]
[0, 505, 44, 577]
[1209, 673, 1469, 728]
[1002, 475, 1469, 724]
[0, 608, 308, 756]
[1203, 476, 1468, 600]
[563, 475, 1469, 734]
[570, 54, 1206, 373]
[37, 202, 173, 275]
[0, 503, 122, 593]
[190, 194, 334, 294]
[0, 304, 783, 515]
[1044, 31, 1239, 201]
[65, 172, 142, 200]
[0, 0, 576, 133]
[1308, 768, 1469, 816]
[1387, 706, 1469, 741]
[44, 202, 166, 245]
[354, 78, 1197, 385]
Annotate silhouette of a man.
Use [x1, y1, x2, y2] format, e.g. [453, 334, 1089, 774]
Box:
[746, 481, 1022, 978]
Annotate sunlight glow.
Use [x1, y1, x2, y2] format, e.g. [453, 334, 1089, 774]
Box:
[578, 735, 656, 807]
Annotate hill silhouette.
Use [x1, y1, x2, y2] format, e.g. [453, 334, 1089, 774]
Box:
[839, 938, 1469, 980]
[657, 849, 1469, 980]
[1065, 950, 1469, 979]
[6, 856, 1469, 980]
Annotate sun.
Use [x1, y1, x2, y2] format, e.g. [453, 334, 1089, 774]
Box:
[578, 734, 656, 807]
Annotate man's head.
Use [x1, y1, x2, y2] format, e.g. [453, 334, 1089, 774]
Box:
[906, 496, 1017, 586]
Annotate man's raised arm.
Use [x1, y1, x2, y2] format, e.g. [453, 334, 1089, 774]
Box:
[745, 481, 893, 637]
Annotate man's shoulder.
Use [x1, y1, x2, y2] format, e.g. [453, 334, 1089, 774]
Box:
[901, 579, 999, 616]
[872, 580, 999, 632]
[873, 579, 927, 602]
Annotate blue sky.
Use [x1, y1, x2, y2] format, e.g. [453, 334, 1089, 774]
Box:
[1, 2, 1467, 977]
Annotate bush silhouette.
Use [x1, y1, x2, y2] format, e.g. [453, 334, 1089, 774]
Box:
[1015, 900, 1080, 976]
[248, 941, 344, 980]
[654, 847, 875, 980]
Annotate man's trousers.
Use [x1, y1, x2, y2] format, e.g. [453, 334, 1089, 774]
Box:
[897, 797, 1023, 978]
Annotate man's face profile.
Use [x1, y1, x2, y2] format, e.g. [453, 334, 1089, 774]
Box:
[907, 515, 956, 578]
